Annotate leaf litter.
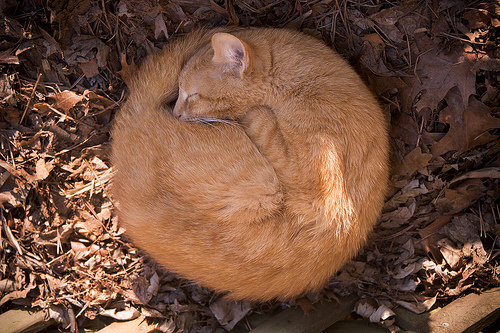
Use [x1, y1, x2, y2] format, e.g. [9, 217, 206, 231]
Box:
[0, 0, 499, 332]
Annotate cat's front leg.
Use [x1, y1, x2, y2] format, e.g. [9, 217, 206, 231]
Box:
[240, 106, 321, 222]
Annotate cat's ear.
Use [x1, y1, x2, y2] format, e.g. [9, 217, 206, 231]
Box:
[211, 33, 251, 76]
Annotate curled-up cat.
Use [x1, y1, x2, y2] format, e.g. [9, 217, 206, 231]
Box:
[112, 27, 389, 301]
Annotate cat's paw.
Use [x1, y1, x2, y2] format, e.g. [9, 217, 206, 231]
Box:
[240, 106, 290, 170]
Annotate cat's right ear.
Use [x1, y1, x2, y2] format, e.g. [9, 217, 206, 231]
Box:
[211, 33, 250, 76]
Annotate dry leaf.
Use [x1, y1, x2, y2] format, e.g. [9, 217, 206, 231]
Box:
[437, 238, 462, 270]
[431, 91, 500, 156]
[100, 307, 141, 320]
[209, 298, 252, 331]
[355, 299, 396, 324]
[445, 215, 489, 266]
[118, 53, 138, 87]
[390, 112, 420, 146]
[47, 90, 84, 113]
[295, 297, 315, 314]
[152, 8, 169, 39]
[435, 179, 486, 214]
[79, 58, 99, 78]
[35, 158, 54, 181]
[401, 40, 475, 114]
[393, 147, 432, 176]
[395, 295, 437, 314]
[0, 73, 16, 105]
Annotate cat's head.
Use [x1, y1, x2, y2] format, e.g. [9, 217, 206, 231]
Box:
[173, 32, 264, 122]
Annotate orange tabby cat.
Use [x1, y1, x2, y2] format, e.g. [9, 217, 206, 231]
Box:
[112, 28, 389, 301]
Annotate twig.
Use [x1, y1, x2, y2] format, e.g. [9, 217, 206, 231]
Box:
[74, 301, 91, 320]
[63, 168, 113, 197]
[101, 0, 112, 33]
[43, 104, 77, 123]
[46, 125, 79, 142]
[20, 73, 42, 124]
[440, 32, 487, 45]
[1, 212, 23, 255]
[69, 74, 85, 91]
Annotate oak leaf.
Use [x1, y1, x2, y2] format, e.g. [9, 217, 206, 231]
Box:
[431, 88, 500, 156]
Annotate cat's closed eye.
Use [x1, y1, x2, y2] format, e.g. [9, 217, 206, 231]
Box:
[187, 93, 199, 101]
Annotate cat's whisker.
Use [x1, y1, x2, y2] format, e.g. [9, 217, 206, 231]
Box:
[200, 117, 241, 128]
[199, 118, 233, 141]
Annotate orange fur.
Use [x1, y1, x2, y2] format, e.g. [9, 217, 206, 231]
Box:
[112, 28, 389, 301]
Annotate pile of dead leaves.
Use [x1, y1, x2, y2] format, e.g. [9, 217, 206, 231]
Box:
[1, 0, 499, 332]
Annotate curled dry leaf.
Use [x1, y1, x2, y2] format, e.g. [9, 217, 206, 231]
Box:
[355, 298, 396, 324]
[209, 298, 252, 331]
[100, 307, 141, 320]
[444, 215, 489, 266]
[437, 238, 463, 270]
[450, 167, 500, 184]
[395, 295, 437, 314]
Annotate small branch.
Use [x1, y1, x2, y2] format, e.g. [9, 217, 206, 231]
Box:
[19, 73, 42, 124]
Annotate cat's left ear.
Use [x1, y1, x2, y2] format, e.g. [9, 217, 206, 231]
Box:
[211, 33, 251, 76]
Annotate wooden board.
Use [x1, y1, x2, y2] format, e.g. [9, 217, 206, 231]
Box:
[96, 316, 161, 333]
[0, 308, 55, 333]
[248, 295, 359, 333]
[395, 287, 500, 333]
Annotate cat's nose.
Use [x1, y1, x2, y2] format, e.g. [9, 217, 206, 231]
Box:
[172, 103, 183, 119]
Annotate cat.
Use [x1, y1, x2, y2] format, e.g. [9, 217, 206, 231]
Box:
[112, 27, 389, 301]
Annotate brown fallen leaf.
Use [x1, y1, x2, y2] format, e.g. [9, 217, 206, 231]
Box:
[421, 236, 445, 266]
[435, 179, 486, 215]
[84, 90, 115, 109]
[401, 36, 475, 114]
[444, 215, 489, 266]
[74, 209, 105, 238]
[463, 9, 491, 29]
[393, 147, 433, 176]
[430, 90, 500, 156]
[395, 294, 437, 314]
[79, 58, 99, 78]
[118, 53, 138, 87]
[390, 112, 421, 146]
[209, 298, 252, 331]
[295, 297, 315, 315]
[450, 167, 500, 184]
[437, 238, 463, 270]
[153, 9, 169, 39]
[0, 49, 19, 64]
[355, 298, 396, 324]
[35, 158, 54, 181]
[47, 90, 84, 114]
[0, 276, 36, 307]
[0, 159, 37, 184]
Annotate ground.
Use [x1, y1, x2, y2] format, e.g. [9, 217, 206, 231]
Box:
[0, 0, 499, 332]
